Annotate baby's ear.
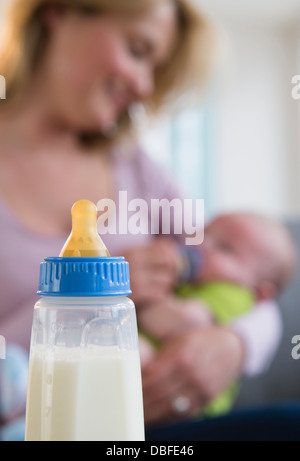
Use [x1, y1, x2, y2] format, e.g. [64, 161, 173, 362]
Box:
[255, 281, 277, 302]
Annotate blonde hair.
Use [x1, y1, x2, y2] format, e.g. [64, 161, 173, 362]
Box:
[0, 0, 220, 147]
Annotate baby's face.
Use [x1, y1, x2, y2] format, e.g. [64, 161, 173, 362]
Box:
[200, 215, 268, 289]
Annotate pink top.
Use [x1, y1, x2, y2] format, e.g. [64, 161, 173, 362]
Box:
[0, 147, 282, 376]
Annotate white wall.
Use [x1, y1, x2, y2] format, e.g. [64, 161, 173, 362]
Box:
[211, 25, 300, 218]
[198, 0, 300, 219]
[143, 2, 300, 219]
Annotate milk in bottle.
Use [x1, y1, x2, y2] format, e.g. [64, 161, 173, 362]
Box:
[25, 200, 145, 441]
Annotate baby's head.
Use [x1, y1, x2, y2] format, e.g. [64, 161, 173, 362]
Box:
[200, 212, 296, 301]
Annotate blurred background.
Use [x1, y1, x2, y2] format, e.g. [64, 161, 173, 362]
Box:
[141, 0, 300, 220]
[1, 0, 300, 411]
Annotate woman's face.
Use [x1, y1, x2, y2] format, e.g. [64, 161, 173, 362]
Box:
[40, 2, 179, 133]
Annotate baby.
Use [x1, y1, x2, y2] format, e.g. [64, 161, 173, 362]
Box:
[138, 212, 296, 413]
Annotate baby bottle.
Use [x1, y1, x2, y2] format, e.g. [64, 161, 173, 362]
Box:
[25, 200, 145, 441]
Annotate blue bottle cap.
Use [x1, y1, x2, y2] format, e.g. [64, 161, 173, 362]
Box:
[37, 257, 131, 297]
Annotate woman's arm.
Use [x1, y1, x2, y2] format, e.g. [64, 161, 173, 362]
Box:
[142, 326, 244, 425]
[141, 301, 282, 425]
[138, 295, 214, 341]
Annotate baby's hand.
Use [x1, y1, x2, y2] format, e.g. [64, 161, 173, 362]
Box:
[138, 295, 214, 342]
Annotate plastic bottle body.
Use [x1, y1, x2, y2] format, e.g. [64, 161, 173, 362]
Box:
[25, 296, 145, 441]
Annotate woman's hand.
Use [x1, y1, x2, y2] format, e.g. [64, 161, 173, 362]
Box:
[122, 238, 180, 305]
[142, 326, 245, 426]
[138, 295, 213, 341]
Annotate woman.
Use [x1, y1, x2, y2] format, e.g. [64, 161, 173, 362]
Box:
[0, 0, 282, 436]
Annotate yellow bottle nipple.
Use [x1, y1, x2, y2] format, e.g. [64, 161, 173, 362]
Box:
[59, 200, 110, 257]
